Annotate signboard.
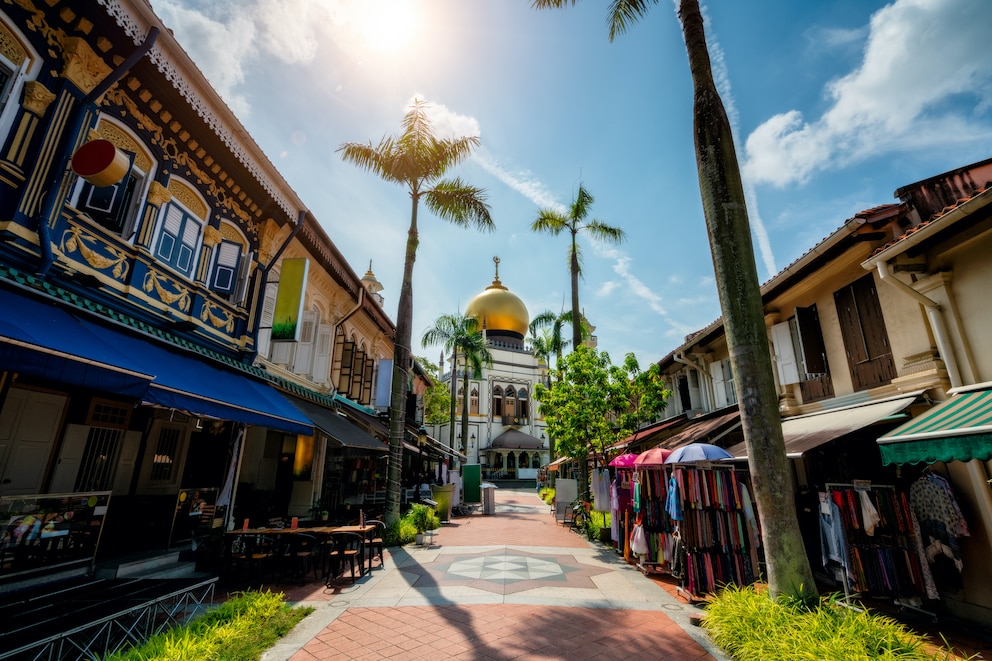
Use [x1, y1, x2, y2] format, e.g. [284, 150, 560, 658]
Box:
[0, 491, 111, 581]
[272, 257, 309, 341]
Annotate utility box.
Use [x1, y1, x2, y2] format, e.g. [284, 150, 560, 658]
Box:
[481, 483, 496, 515]
[462, 464, 481, 503]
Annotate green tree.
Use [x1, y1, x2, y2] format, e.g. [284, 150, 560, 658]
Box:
[421, 313, 493, 459]
[531, 184, 626, 350]
[533, 0, 817, 600]
[534, 345, 669, 500]
[416, 357, 451, 426]
[339, 99, 494, 524]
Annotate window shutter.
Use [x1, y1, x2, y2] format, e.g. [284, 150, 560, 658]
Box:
[257, 283, 277, 359]
[772, 321, 801, 385]
[710, 360, 727, 409]
[339, 340, 355, 392]
[311, 323, 333, 384]
[795, 305, 828, 375]
[292, 310, 317, 375]
[211, 240, 241, 294]
[362, 356, 374, 405]
[348, 347, 364, 400]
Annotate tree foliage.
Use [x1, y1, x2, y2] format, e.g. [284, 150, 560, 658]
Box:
[534, 346, 670, 495]
[415, 357, 451, 425]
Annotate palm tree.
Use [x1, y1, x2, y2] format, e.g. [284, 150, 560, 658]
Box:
[339, 99, 494, 525]
[422, 313, 493, 459]
[532, 0, 816, 600]
[528, 309, 572, 372]
[531, 184, 625, 350]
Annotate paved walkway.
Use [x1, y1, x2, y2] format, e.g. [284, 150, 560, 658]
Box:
[259, 487, 727, 660]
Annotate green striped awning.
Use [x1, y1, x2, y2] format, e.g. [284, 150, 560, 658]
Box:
[877, 388, 992, 465]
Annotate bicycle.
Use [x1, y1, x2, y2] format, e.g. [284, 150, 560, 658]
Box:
[568, 499, 592, 538]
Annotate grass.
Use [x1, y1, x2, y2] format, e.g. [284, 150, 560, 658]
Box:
[98, 590, 312, 661]
[703, 585, 974, 661]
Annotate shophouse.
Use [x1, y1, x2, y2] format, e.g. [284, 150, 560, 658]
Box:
[630, 158, 992, 625]
[0, 0, 424, 598]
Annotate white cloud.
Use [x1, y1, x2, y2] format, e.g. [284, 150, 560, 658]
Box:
[472, 147, 563, 211]
[744, 0, 992, 188]
[597, 281, 619, 297]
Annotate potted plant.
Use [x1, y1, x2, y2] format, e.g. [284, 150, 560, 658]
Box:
[309, 497, 329, 522]
[410, 503, 436, 545]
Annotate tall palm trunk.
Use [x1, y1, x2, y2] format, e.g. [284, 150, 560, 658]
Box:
[570, 236, 582, 349]
[386, 195, 420, 525]
[460, 368, 470, 459]
[679, 0, 815, 599]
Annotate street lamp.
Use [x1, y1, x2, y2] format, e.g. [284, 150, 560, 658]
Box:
[417, 425, 428, 475]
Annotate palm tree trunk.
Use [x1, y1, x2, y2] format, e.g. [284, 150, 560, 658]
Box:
[570, 236, 582, 349]
[678, 0, 815, 600]
[448, 353, 457, 459]
[386, 196, 421, 525]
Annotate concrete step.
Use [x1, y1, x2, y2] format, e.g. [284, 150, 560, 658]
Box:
[95, 548, 203, 580]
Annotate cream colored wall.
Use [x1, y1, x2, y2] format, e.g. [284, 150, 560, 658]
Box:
[935, 233, 992, 383]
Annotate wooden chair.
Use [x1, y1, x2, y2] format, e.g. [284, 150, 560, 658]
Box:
[325, 532, 363, 585]
[225, 534, 276, 586]
[365, 520, 385, 570]
[280, 533, 321, 584]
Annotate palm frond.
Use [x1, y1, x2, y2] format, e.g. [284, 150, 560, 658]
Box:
[531, 0, 578, 8]
[607, 0, 659, 41]
[585, 220, 627, 244]
[424, 179, 494, 230]
[531, 209, 568, 234]
[571, 183, 595, 220]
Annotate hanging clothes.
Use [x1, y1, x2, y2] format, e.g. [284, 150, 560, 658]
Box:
[859, 490, 882, 536]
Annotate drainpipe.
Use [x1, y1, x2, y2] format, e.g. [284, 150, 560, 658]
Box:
[37, 28, 160, 276]
[869, 259, 963, 389]
[248, 209, 307, 362]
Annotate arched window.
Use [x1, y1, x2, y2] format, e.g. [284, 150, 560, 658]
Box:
[492, 387, 503, 419]
[504, 386, 516, 419]
[470, 387, 479, 415]
[155, 179, 206, 279]
[520, 452, 529, 468]
[517, 388, 529, 420]
[531, 455, 540, 468]
[506, 453, 516, 469]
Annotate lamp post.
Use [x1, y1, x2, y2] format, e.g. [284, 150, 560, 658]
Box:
[417, 425, 427, 477]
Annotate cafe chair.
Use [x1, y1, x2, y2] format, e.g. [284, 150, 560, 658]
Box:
[366, 520, 385, 569]
[325, 532, 363, 585]
[281, 533, 321, 584]
[226, 534, 276, 586]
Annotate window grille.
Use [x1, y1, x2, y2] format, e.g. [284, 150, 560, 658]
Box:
[151, 426, 181, 481]
[74, 426, 124, 491]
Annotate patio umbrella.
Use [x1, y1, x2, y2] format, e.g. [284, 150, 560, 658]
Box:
[608, 453, 639, 468]
[664, 443, 732, 464]
[633, 447, 673, 467]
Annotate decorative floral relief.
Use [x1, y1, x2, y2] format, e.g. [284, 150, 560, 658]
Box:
[59, 226, 129, 280]
[200, 299, 235, 333]
[143, 269, 191, 311]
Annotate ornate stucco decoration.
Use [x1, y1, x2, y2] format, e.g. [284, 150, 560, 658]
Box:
[202, 225, 223, 248]
[167, 178, 207, 219]
[146, 180, 170, 207]
[0, 20, 28, 66]
[59, 36, 112, 96]
[257, 218, 282, 267]
[99, 0, 296, 220]
[22, 81, 55, 117]
[143, 267, 191, 311]
[200, 299, 235, 332]
[59, 225, 129, 280]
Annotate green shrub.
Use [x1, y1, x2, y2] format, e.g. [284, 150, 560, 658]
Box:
[99, 590, 312, 661]
[703, 585, 968, 660]
[408, 503, 440, 533]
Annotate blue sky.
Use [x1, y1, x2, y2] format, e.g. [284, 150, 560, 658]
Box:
[155, 0, 992, 368]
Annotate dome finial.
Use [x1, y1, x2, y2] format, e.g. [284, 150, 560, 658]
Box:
[487, 255, 507, 291]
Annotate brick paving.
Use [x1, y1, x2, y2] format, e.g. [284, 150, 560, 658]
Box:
[259, 486, 725, 660]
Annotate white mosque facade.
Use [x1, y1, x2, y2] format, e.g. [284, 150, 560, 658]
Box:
[431, 258, 550, 480]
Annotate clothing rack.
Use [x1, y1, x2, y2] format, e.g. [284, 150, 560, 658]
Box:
[824, 482, 935, 621]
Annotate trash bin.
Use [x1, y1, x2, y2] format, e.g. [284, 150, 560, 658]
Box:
[430, 484, 454, 522]
[481, 483, 496, 515]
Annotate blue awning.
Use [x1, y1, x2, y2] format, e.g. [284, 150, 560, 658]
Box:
[101, 329, 313, 437]
[0, 286, 312, 436]
[0, 286, 152, 397]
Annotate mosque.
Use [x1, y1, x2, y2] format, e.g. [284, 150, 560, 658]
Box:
[431, 257, 551, 480]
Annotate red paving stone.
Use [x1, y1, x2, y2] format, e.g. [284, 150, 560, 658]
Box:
[278, 488, 721, 661]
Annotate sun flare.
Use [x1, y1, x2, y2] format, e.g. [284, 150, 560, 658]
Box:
[352, 0, 418, 55]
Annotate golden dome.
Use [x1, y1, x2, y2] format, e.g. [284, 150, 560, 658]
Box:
[465, 257, 529, 338]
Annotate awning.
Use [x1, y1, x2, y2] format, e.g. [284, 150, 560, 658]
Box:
[544, 456, 570, 472]
[282, 395, 386, 451]
[0, 287, 153, 397]
[0, 288, 312, 435]
[725, 393, 919, 460]
[655, 409, 741, 451]
[619, 414, 688, 450]
[877, 387, 992, 465]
